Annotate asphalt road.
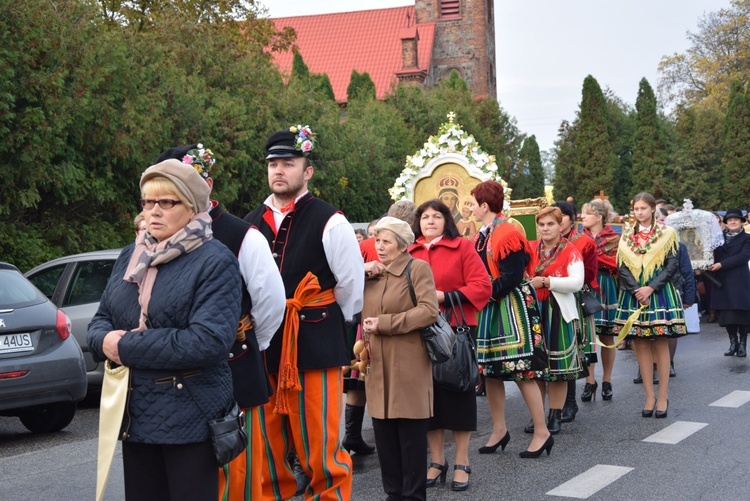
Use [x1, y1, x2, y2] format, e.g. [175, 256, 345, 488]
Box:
[1, 319, 748, 500]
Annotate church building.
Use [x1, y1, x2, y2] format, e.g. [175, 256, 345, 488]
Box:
[269, 0, 497, 104]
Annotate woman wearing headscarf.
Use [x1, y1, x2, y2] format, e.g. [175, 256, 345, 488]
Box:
[528, 206, 586, 436]
[708, 208, 750, 357]
[88, 160, 241, 500]
[361, 217, 439, 501]
[581, 199, 620, 400]
[408, 200, 491, 491]
[613, 192, 686, 419]
[470, 181, 552, 459]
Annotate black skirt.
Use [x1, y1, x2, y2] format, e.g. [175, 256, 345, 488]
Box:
[427, 327, 477, 432]
[718, 309, 750, 327]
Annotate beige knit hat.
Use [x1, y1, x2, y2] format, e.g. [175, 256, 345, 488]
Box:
[375, 216, 415, 247]
[140, 159, 211, 213]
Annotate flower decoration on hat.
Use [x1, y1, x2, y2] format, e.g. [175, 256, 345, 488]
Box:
[182, 143, 215, 179]
[290, 125, 315, 156]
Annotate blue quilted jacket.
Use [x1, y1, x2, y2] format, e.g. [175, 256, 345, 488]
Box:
[87, 240, 241, 444]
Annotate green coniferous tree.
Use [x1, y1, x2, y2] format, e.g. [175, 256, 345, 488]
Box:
[605, 96, 635, 213]
[671, 106, 724, 210]
[552, 120, 578, 202]
[722, 81, 750, 208]
[347, 70, 376, 102]
[572, 75, 618, 206]
[518, 135, 545, 198]
[631, 78, 671, 199]
[291, 51, 310, 80]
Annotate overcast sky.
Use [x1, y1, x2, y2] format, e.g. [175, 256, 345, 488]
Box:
[259, 0, 726, 152]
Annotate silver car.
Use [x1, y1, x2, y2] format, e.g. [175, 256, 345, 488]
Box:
[25, 249, 122, 392]
[0, 263, 87, 432]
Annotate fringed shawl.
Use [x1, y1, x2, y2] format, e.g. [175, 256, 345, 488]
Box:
[617, 225, 678, 282]
[486, 218, 532, 280]
[584, 225, 620, 272]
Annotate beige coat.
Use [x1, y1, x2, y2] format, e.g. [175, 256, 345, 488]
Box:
[362, 252, 439, 419]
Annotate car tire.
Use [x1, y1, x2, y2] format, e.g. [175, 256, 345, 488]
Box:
[19, 402, 77, 433]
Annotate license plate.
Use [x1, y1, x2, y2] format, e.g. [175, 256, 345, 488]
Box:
[0, 333, 34, 354]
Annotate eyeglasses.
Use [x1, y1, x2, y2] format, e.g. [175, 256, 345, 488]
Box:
[140, 199, 183, 210]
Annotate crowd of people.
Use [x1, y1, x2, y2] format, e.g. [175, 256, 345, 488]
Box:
[87, 124, 750, 501]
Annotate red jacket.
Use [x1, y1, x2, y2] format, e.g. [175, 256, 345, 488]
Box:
[568, 231, 598, 290]
[409, 236, 492, 326]
[360, 237, 378, 263]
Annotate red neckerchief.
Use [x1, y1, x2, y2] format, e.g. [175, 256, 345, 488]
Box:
[584, 225, 619, 272]
[566, 227, 582, 243]
[528, 238, 578, 301]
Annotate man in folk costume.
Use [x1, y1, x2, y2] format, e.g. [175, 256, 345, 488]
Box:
[244, 125, 364, 501]
[157, 144, 286, 501]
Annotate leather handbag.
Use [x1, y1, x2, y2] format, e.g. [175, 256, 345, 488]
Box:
[432, 292, 480, 393]
[405, 259, 455, 364]
[579, 286, 604, 317]
[207, 402, 248, 466]
[186, 385, 247, 466]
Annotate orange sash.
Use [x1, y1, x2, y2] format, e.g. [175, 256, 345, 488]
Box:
[275, 272, 336, 414]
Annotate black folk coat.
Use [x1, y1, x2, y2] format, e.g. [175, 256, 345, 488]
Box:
[710, 231, 750, 312]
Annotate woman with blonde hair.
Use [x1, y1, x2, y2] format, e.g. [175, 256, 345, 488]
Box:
[88, 160, 241, 499]
[613, 192, 686, 418]
[581, 199, 620, 400]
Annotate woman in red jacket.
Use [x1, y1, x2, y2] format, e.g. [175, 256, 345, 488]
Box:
[409, 200, 491, 492]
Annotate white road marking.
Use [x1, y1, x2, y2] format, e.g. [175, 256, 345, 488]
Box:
[642, 421, 708, 444]
[546, 465, 634, 498]
[709, 390, 750, 408]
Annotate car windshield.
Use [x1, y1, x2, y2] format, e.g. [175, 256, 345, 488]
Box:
[0, 270, 47, 308]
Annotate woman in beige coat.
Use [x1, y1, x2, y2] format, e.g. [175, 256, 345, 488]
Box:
[362, 216, 439, 501]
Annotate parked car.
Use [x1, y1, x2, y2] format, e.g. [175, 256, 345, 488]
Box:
[0, 262, 87, 432]
[25, 249, 122, 392]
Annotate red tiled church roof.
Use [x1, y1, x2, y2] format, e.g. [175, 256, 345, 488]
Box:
[270, 7, 435, 103]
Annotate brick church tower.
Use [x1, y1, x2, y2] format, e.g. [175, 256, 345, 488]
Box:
[414, 0, 497, 99]
[268, 1, 497, 102]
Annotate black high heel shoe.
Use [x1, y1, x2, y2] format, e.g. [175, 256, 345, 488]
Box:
[655, 400, 669, 419]
[601, 381, 613, 400]
[642, 402, 656, 417]
[581, 381, 598, 402]
[451, 465, 472, 491]
[425, 462, 448, 488]
[519, 435, 554, 458]
[478, 431, 510, 454]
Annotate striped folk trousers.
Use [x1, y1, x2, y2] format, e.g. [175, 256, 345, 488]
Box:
[258, 367, 352, 501]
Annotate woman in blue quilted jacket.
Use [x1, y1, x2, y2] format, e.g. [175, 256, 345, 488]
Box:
[88, 159, 241, 500]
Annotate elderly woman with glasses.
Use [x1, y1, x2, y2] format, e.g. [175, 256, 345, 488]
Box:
[88, 160, 241, 500]
[361, 216, 439, 501]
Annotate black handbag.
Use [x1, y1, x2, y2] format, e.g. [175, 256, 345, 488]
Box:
[579, 286, 604, 317]
[405, 259, 455, 364]
[432, 292, 480, 393]
[186, 385, 247, 466]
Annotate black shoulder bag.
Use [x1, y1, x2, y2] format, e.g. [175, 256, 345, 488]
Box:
[405, 259, 455, 364]
[185, 383, 247, 466]
[432, 292, 480, 393]
[579, 285, 604, 317]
